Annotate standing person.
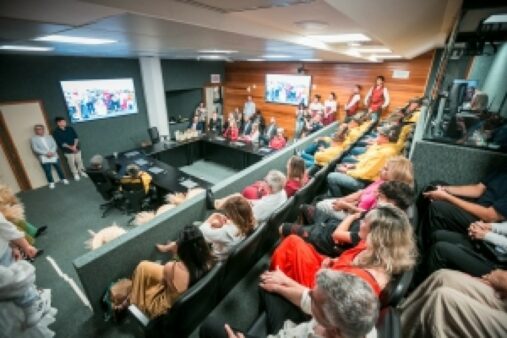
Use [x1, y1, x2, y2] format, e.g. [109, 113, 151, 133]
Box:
[365, 76, 390, 121]
[294, 103, 307, 139]
[260, 117, 278, 145]
[195, 101, 208, 123]
[309, 94, 323, 118]
[243, 95, 256, 120]
[52, 117, 87, 181]
[30, 124, 69, 189]
[323, 92, 338, 125]
[344, 85, 362, 120]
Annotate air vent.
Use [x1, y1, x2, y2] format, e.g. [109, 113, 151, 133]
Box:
[173, 0, 314, 13]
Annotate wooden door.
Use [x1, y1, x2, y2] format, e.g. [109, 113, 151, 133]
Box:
[0, 101, 57, 191]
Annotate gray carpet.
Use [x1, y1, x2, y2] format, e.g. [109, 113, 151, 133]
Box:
[17, 161, 258, 337]
[179, 160, 238, 185]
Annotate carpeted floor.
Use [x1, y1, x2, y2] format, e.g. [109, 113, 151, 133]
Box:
[16, 159, 247, 337]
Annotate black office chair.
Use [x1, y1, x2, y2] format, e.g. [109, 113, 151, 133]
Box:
[148, 126, 160, 144]
[379, 269, 414, 308]
[121, 181, 148, 214]
[134, 263, 225, 338]
[219, 225, 265, 298]
[86, 168, 124, 217]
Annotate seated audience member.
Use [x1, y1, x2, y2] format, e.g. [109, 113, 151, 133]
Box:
[284, 156, 307, 198]
[207, 111, 222, 133]
[422, 170, 507, 242]
[294, 102, 307, 139]
[87, 154, 117, 179]
[188, 115, 204, 132]
[261, 117, 278, 145]
[303, 113, 324, 136]
[270, 204, 416, 291]
[200, 270, 379, 338]
[222, 112, 234, 131]
[322, 92, 338, 125]
[223, 119, 239, 141]
[327, 124, 400, 197]
[199, 196, 256, 260]
[236, 111, 244, 132]
[129, 226, 214, 318]
[31, 124, 69, 189]
[120, 164, 152, 194]
[282, 181, 414, 258]
[0, 212, 49, 327]
[252, 109, 266, 133]
[314, 156, 413, 222]
[269, 128, 287, 150]
[238, 123, 260, 143]
[0, 185, 47, 251]
[400, 269, 507, 338]
[216, 171, 288, 223]
[301, 124, 349, 168]
[344, 84, 362, 120]
[425, 220, 507, 277]
[240, 114, 253, 136]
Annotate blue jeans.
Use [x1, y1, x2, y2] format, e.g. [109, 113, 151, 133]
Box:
[300, 152, 315, 168]
[327, 172, 366, 197]
[0, 248, 39, 308]
[41, 161, 65, 183]
[341, 155, 358, 164]
[350, 146, 366, 156]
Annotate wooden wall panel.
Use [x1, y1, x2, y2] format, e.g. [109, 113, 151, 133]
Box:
[224, 51, 435, 137]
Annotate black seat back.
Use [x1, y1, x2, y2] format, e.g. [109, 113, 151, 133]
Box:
[263, 197, 295, 252]
[148, 126, 160, 144]
[86, 168, 116, 200]
[219, 225, 265, 298]
[379, 269, 414, 308]
[122, 182, 146, 213]
[147, 263, 224, 338]
[376, 307, 401, 338]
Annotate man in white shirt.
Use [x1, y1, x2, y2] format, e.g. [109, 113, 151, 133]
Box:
[243, 95, 256, 120]
[251, 170, 287, 222]
[31, 124, 69, 189]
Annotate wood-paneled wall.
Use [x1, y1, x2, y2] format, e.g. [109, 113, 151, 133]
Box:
[224, 51, 435, 137]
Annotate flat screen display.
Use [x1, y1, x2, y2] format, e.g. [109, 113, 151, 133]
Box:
[265, 74, 311, 106]
[60, 78, 138, 123]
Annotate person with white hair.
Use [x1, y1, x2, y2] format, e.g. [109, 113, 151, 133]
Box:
[250, 170, 288, 222]
[199, 269, 379, 338]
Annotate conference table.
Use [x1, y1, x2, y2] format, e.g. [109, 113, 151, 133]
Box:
[109, 132, 278, 195]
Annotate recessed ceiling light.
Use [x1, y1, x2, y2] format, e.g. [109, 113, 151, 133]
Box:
[347, 42, 361, 47]
[246, 58, 265, 62]
[34, 35, 116, 45]
[197, 55, 225, 60]
[352, 48, 392, 53]
[484, 14, 507, 24]
[308, 33, 370, 43]
[0, 45, 54, 52]
[262, 54, 291, 59]
[343, 50, 361, 58]
[198, 49, 238, 54]
[300, 58, 322, 62]
[294, 20, 329, 31]
[374, 55, 402, 59]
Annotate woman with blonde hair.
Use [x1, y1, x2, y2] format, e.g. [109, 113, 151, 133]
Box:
[270, 204, 417, 294]
[306, 155, 413, 224]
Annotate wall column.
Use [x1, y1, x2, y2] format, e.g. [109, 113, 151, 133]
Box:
[139, 56, 169, 136]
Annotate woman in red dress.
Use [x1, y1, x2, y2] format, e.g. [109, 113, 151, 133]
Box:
[269, 204, 416, 295]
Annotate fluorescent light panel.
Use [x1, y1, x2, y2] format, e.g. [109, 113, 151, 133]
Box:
[484, 14, 507, 24]
[198, 55, 225, 60]
[198, 49, 238, 54]
[262, 54, 291, 58]
[34, 35, 116, 45]
[309, 33, 370, 43]
[374, 55, 402, 59]
[352, 48, 392, 53]
[246, 58, 265, 62]
[300, 58, 322, 62]
[0, 45, 53, 52]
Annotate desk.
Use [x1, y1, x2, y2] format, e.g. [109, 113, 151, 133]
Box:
[144, 132, 277, 170]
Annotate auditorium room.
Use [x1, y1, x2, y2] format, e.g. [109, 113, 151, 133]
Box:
[1, 0, 507, 337]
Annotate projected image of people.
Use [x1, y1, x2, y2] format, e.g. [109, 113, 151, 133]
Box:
[61, 78, 138, 123]
[265, 74, 311, 106]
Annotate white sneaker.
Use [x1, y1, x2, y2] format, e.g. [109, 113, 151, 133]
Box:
[62, 179, 69, 185]
[49, 183, 55, 189]
[24, 296, 50, 327]
[80, 171, 88, 178]
[74, 174, 80, 181]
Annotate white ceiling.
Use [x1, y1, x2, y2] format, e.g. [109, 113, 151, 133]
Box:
[0, 0, 464, 61]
